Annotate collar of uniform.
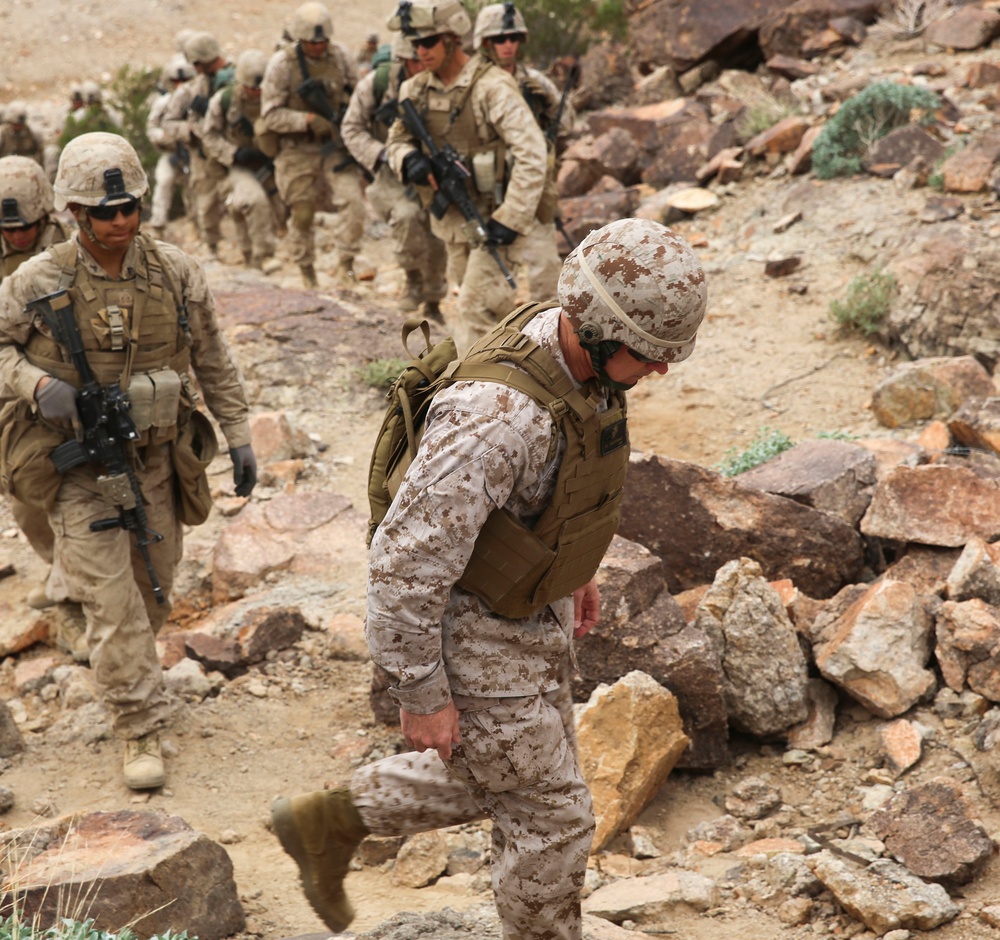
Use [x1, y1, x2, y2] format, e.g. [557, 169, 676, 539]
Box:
[426, 51, 484, 92]
[75, 232, 139, 280]
[520, 305, 585, 392]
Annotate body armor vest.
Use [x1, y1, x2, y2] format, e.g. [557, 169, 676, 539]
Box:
[23, 234, 191, 443]
[408, 58, 505, 215]
[223, 85, 261, 149]
[448, 302, 629, 618]
[285, 44, 347, 116]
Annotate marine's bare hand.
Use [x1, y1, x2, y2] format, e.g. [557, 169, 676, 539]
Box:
[573, 578, 600, 638]
[400, 701, 461, 761]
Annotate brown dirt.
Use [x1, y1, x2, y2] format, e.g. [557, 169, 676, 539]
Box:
[1, 5, 999, 940]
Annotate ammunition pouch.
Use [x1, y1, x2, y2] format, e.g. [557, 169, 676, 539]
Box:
[0, 399, 66, 512]
[170, 409, 218, 526]
[127, 369, 182, 433]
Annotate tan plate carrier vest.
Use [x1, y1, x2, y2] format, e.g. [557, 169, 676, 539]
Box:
[22, 233, 192, 446]
[426, 302, 629, 619]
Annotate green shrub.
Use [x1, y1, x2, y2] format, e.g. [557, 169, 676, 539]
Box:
[812, 81, 939, 179]
[106, 64, 163, 181]
[361, 358, 409, 389]
[735, 96, 797, 142]
[716, 427, 793, 477]
[0, 916, 191, 940]
[829, 268, 897, 337]
[464, 0, 626, 68]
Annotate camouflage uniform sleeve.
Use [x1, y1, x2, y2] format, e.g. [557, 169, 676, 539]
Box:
[0, 253, 64, 403]
[201, 91, 237, 166]
[476, 70, 546, 234]
[333, 41, 360, 90]
[384, 78, 419, 177]
[366, 382, 555, 714]
[159, 246, 252, 448]
[341, 71, 384, 174]
[145, 94, 169, 147]
[160, 83, 196, 145]
[260, 50, 312, 134]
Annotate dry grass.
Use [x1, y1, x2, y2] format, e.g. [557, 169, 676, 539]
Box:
[869, 0, 954, 41]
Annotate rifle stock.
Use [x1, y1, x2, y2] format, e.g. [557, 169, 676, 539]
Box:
[26, 290, 166, 606]
[399, 98, 516, 290]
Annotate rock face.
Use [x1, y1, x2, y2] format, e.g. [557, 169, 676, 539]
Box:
[619, 454, 864, 598]
[0, 811, 245, 940]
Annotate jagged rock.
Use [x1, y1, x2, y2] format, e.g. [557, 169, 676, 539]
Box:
[870, 355, 995, 429]
[558, 137, 605, 198]
[665, 187, 719, 213]
[696, 145, 745, 184]
[249, 410, 316, 463]
[620, 454, 864, 599]
[695, 558, 809, 736]
[557, 189, 642, 252]
[631, 65, 682, 106]
[736, 439, 876, 527]
[935, 599, 1000, 701]
[591, 536, 667, 631]
[948, 396, 1000, 459]
[942, 134, 1000, 192]
[0, 700, 23, 758]
[390, 831, 449, 888]
[879, 718, 923, 775]
[590, 127, 642, 185]
[582, 870, 720, 923]
[813, 579, 936, 718]
[725, 775, 782, 820]
[766, 54, 821, 79]
[789, 123, 823, 175]
[577, 671, 689, 851]
[862, 125, 946, 179]
[212, 491, 366, 603]
[759, 0, 882, 60]
[744, 115, 810, 157]
[888, 224, 1000, 367]
[854, 436, 925, 480]
[572, 42, 634, 112]
[861, 464, 1000, 547]
[0, 606, 50, 658]
[946, 537, 1000, 604]
[810, 853, 960, 932]
[924, 5, 1000, 50]
[967, 61, 1000, 87]
[0, 810, 245, 940]
[786, 677, 838, 749]
[865, 777, 994, 885]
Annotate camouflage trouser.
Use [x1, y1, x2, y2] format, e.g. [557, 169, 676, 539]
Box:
[366, 165, 447, 300]
[352, 682, 594, 940]
[188, 151, 226, 250]
[516, 220, 562, 303]
[274, 142, 364, 266]
[10, 496, 54, 564]
[225, 167, 277, 264]
[45, 445, 180, 738]
[150, 152, 188, 230]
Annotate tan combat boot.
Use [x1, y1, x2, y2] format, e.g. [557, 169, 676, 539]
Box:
[26, 585, 56, 610]
[334, 257, 355, 287]
[123, 733, 165, 790]
[271, 788, 369, 932]
[300, 263, 318, 288]
[399, 270, 422, 312]
[421, 300, 444, 324]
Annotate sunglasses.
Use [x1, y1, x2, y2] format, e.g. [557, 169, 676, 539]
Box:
[86, 200, 140, 221]
[492, 33, 525, 44]
[626, 347, 657, 364]
[412, 34, 443, 49]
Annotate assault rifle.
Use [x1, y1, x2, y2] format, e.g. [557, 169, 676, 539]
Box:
[26, 290, 166, 606]
[400, 98, 516, 290]
[294, 42, 355, 168]
[169, 141, 191, 175]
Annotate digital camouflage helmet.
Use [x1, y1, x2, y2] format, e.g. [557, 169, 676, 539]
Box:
[53, 132, 149, 212]
[0, 155, 55, 228]
[473, 2, 527, 50]
[289, 2, 334, 42]
[558, 219, 707, 384]
[386, 0, 471, 40]
[183, 31, 222, 66]
[235, 49, 269, 87]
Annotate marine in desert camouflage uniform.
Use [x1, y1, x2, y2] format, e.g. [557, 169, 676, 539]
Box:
[0, 103, 45, 166]
[260, 1, 365, 288]
[384, 0, 548, 354]
[0, 133, 256, 790]
[342, 32, 447, 321]
[147, 55, 197, 239]
[269, 219, 709, 940]
[474, 2, 575, 300]
[202, 49, 282, 269]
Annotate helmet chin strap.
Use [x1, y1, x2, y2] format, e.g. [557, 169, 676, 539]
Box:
[73, 207, 130, 253]
[583, 339, 634, 391]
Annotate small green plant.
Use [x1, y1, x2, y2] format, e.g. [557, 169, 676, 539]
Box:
[0, 915, 190, 940]
[812, 81, 940, 179]
[829, 268, 897, 337]
[815, 429, 857, 441]
[361, 358, 409, 389]
[106, 64, 163, 180]
[716, 427, 793, 476]
[736, 97, 797, 141]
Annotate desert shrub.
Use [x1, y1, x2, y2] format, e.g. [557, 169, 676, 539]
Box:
[464, 0, 627, 68]
[829, 268, 897, 337]
[716, 427, 793, 476]
[735, 95, 798, 141]
[811, 81, 940, 179]
[870, 0, 953, 41]
[361, 358, 409, 389]
[106, 64, 162, 180]
[0, 916, 191, 940]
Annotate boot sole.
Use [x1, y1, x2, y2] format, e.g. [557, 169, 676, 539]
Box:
[271, 797, 354, 932]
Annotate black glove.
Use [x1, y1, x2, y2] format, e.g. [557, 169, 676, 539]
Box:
[229, 444, 257, 498]
[484, 217, 518, 246]
[35, 378, 80, 430]
[401, 150, 434, 186]
[232, 146, 265, 169]
[189, 95, 208, 118]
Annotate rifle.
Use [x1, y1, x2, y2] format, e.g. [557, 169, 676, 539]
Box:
[169, 141, 190, 175]
[400, 98, 516, 290]
[26, 290, 166, 606]
[547, 63, 580, 251]
[294, 42, 357, 169]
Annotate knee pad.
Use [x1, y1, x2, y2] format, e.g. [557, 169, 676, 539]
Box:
[291, 202, 315, 233]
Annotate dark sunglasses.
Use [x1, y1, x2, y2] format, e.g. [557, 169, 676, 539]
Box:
[626, 347, 657, 364]
[412, 34, 443, 49]
[492, 32, 525, 44]
[86, 200, 140, 221]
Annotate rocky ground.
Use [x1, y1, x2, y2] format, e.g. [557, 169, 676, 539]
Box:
[2, 2, 1000, 939]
